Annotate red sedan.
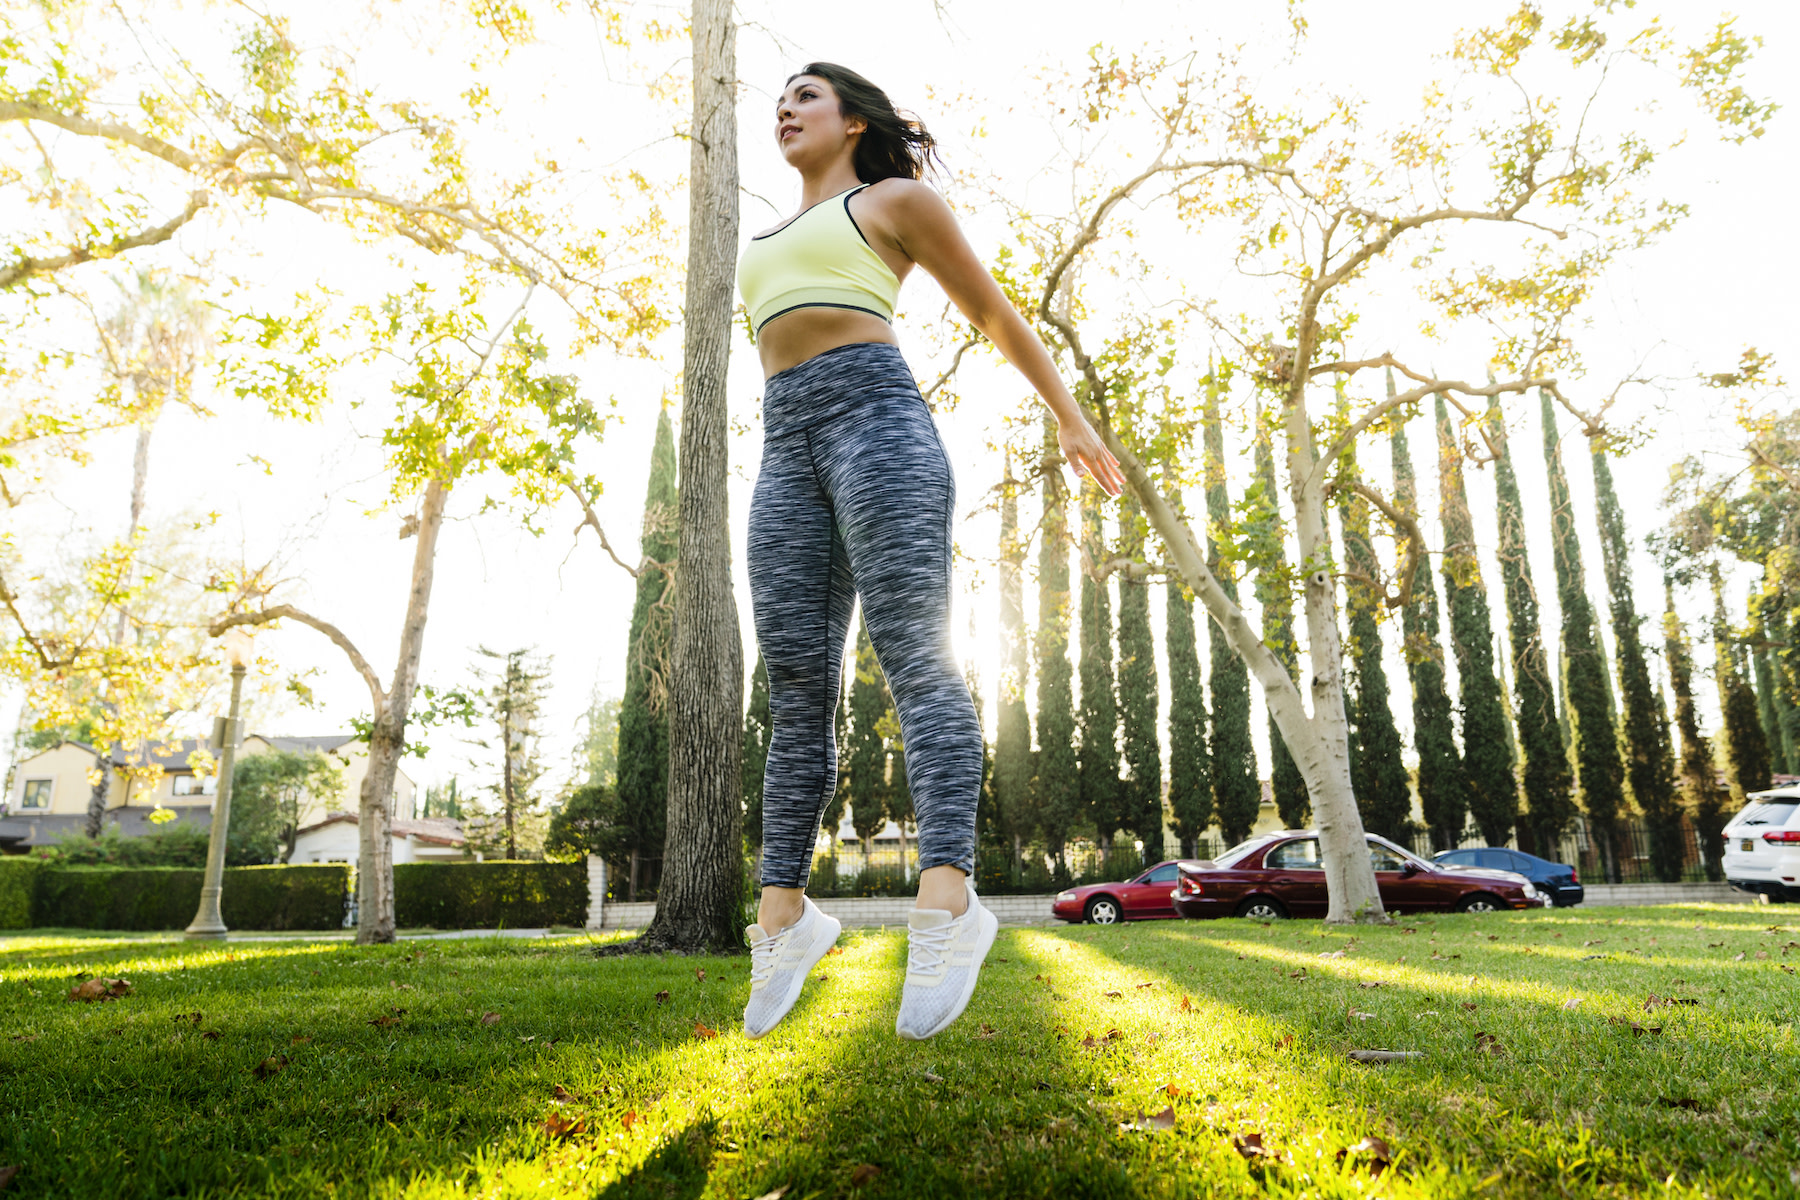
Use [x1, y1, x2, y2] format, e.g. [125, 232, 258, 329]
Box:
[1173, 832, 1550, 920]
[1050, 860, 1185, 924]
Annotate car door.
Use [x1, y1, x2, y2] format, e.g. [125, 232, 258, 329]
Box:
[1124, 863, 1181, 918]
[1370, 841, 1426, 913]
[1261, 838, 1328, 917]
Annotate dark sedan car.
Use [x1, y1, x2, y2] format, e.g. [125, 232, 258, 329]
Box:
[1433, 846, 1583, 907]
[1051, 861, 1185, 924]
[1172, 831, 1550, 920]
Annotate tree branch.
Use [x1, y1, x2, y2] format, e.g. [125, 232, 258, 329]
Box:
[0, 191, 210, 290]
[1331, 479, 1426, 610]
[211, 606, 386, 709]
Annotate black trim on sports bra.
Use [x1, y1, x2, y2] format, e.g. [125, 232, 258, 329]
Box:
[841, 184, 875, 248]
[749, 184, 864, 241]
[753, 300, 892, 334]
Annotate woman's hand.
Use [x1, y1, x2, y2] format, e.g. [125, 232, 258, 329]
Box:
[1057, 413, 1128, 498]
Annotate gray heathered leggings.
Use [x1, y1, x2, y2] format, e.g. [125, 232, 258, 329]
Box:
[748, 341, 983, 890]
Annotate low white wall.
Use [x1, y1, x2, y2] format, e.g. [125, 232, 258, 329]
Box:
[1580, 882, 1754, 907]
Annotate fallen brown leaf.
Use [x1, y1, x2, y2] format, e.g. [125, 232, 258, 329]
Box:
[252, 1054, 289, 1080]
[368, 1015, 401, 1028]
[975, 1023, 997, 1040]
[480, 1012, 501, 1026]
[201, 1030, 221, 1041]
[66, 977, 131, 1003]
[827, 947, 844, 956]
[621, 1110, 639, 1132]
[552, 1084, 575, 1104]
[1460, 1002, 1479, 1012]
[1103, 990, 1123, 999]
[1658, 1097, 1703, 1111]
[654, 990, 670, 1005]
[540, 1112, 586, 1140]
[1608, 1017, 1663, 1036]
[1164, 1082, 1183, 1098]
[693, 1021, 718, 1040]
[1358, 981, 1384, 989]
[1474, 1032, 1506, 1058]
[289, 1035, 311, 1046]
[1335, 1135, 1393, 1177]
[171, 1012, 202, 1025]
[813, 973, 828, 982]
[850, 1163, 881, 1187]
[1276, 1033, 1295, 1050]
[695, 968, 706, 982]
[1120, 1105, 1176, 1132]
[1233, 1132, 1272, 1160]
[0, 1165, 17, 1189]
[8, 1035, 38, 1043]
[1136, 981, 1155, 989]
[1179, 994, 1192, 1012]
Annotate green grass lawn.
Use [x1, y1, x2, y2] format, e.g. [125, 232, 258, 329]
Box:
[2, 904, 1797, 1198]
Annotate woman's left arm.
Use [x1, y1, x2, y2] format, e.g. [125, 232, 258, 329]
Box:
[886, 182, 1127, 498]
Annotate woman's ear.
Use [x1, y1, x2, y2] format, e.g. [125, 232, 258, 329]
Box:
[845, 115, 868, 138]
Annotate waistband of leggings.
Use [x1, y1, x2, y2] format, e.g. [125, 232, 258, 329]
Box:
[761, 341, 918, 437]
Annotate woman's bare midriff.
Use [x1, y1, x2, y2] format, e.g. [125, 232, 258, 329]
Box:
[757, 308, 900, 378]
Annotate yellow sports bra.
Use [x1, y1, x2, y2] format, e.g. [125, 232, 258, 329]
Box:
[737, 183, 901, 335]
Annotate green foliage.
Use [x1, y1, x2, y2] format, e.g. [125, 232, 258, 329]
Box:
[1665, 584, 1731, 882]
[1541, 393, 1627, 878]
[1437, 395, 1517, 845]
[991, 451, 1035, 854]
[575, 688, 623, 789]
[1492, 401, 1576, 849]
[0, 857, 40, 928]
[392, 862, 586, 930]
[1203, 390, 1260, 846]
[1338, 448, 1412, 843]
[1712, 576, 1772, 801]
[33, 822, 209, 867]
[1250, 415, 1308, 830]
[29, 864, 348, 930]
[615, 406, 678, 877]
[465, 646, 552, 861]
[1391, 411, 1469, 851]
[544, 783, 627, 863]
[1590, 444, 1682, 882]
[228, 748, 344, 866]
[1116, 493, 1162, 852]
[1034, 416, 1081, 866]
[741, 653, 771, 848]
[1164, 511, 1212, 854]
[846, 618, 889, 846]
[1076, 489, 1122, 848]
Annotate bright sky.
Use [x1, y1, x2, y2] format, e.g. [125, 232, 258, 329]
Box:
[14, 0, 1800, 808]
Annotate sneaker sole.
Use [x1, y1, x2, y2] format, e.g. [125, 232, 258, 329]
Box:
[896, 902, 999, 1041]
[744, 912, 842, 1040]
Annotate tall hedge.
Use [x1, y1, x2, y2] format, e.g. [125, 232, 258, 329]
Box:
[1252, 415, 1309, 830]
[1204, 381, 1260, 845]
[991, 448, 1035, 861]
[1339, 442, 1413, 842]
[1077, 487, 1122, 852]
[0, 857, 41, 929]
[1164, 488, 1213, 857]
[1116, 492, 1163, 852]
[1034, 412, 1081, 870]
[392, 861, 587, 929]
[30, 864, 349, 930]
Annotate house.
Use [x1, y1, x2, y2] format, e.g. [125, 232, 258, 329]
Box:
[289, 811, 470, 866]
[0, 734, 421, 857]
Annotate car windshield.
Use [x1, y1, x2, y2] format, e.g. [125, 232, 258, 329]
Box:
[1369, 837, 1429, 871]
[1737, 801, 1798, 827]
[1214, 835, 1279, 868]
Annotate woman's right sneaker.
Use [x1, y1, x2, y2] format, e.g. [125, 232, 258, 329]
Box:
[895, 877, 999, 1040]
[743, 896, 841, 1039]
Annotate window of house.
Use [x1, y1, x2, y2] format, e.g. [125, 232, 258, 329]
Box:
[20, 779, 52, 809]
[171, 774, 217, 797]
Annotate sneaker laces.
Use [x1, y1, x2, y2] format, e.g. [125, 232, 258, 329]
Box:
[748, 926, 784, 988]
[906, 919, 957, 979]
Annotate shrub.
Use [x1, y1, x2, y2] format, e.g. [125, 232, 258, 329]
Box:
[393, 861, 587, 929]
[33, 823, 211, 867]
[0, 857, 41, 929]
[29, 864, 350, 930]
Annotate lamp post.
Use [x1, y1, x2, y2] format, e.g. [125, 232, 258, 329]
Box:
[185, 625, 254, 940]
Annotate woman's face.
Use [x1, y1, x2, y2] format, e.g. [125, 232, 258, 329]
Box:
[775, 75, 865, 169]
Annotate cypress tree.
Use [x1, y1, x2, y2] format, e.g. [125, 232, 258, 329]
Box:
[1666, 580, 1729, 881]
[1748, 590, 1796, 775]
[1252, 411, 1310, 829]
[1492, 399, 1577, 852]
[846, 616, 889, 854]
[1647, 675, 1686, 882]
[1203, 380, 1261, 845]
[1391, 404, 1469, 850]
[1436, 396, 1517, 845]
[1165, 486, 1213, 857]
[1761, 591, 1800, 771]
[991, 449, 1034, 868]
[1034, 413, 1080, 873]
[1711, 569, 1772, 801]
[1077, 488, 1123, 859]
[1338, 443, 1413, 842]
[1117, 493, 1164, 854]
[820, 686, 850, 867]
[615, 405, 678, 898]
[1541, 392, 1628, 881]
[1753, 640, 1790, 775]
[1590, 440, 1681, 880]
[741, 653, 770, 850]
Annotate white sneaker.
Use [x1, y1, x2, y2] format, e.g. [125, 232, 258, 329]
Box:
[743, 896, 841, 1039]
[895, 878, 999, 1041]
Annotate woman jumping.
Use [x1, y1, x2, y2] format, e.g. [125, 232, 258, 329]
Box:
[739, 63, 1126, 1041]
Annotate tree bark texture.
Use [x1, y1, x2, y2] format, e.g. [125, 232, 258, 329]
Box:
[356, 475, 448, 944]
[640, 0, 744, 952]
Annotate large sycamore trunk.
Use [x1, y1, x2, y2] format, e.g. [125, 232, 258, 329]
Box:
[640, 0, 744, 952]
[356, 476, 448, 944]
[1091, 405, 1387, 924]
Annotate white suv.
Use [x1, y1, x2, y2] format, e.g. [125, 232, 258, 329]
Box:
[1722, 791, 1800, 903]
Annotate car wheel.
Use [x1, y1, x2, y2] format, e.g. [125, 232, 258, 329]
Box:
[1234, 896, 1288, 920]
[1456, 893, 1503, 914]
[1085, 897, 1122, 925]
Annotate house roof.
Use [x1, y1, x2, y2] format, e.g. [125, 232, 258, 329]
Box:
[254, 734, 359, 754]
[294, 811, 465, 846]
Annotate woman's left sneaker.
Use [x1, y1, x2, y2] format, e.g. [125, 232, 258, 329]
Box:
[743, 896, 841, 1039]
[895, 878, 999, 1041]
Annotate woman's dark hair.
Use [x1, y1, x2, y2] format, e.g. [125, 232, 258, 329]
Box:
[786, 63, 941, 184]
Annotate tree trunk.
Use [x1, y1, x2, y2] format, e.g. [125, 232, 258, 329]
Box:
[636, 0, 744, 953]
[356, 475, 449, 944]
[1088, 405, 1387, 923]
[502, 701, 517, 860]
[85, 752, 110, 839]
